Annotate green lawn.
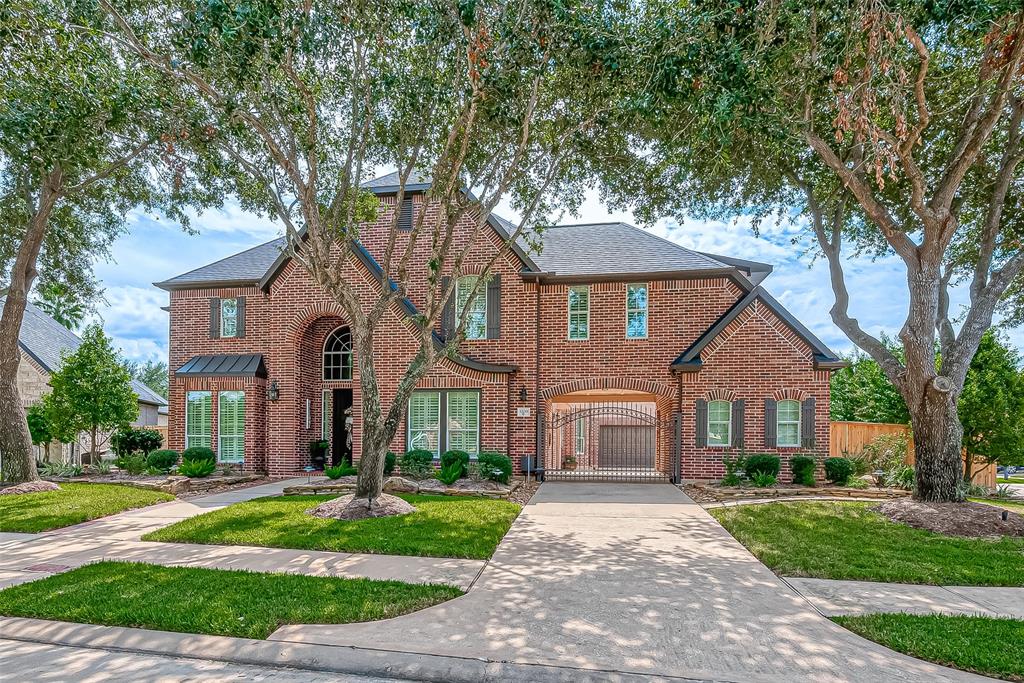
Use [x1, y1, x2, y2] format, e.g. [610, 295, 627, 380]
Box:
[0, 561, 462, 639]
[710, 501, 1024, 586]
[972, 498, 1024, 514]
[0, 483, 173, 533]
[997, 477, 1024, 484]
[143, 494, 520, 559]
[834, 613, 1024, 681]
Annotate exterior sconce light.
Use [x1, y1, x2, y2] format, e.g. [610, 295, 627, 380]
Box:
[519, 387, 528, 402]
[267, 380, 280, 402]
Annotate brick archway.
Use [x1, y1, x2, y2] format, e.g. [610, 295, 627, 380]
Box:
[540, 377, 675, 401]
[286, 302, 349, 344]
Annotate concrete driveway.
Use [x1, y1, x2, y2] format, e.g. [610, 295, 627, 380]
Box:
[270, 483, 987, 682]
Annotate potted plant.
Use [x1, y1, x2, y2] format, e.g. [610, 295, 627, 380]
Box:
[309, 440, 329, 470]
[562, 455, 578, 471]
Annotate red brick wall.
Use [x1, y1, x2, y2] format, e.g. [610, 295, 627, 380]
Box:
[166, 193, 832, 479]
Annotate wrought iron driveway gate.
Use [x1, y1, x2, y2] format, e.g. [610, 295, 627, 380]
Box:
[539, 401, 681, 483]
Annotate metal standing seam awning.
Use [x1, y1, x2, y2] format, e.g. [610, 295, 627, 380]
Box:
[175, 353, 268, 378]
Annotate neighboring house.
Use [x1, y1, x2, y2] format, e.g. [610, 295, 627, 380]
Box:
[4, 297, 168, 461]
[158, 172, 845, 481]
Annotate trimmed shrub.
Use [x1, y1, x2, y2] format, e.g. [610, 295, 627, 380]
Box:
[400, 449, 436, 480]
[178, 458, 215, 478]
[744, 454, 781, 478]
[146, 449, 179, 472]
[440, 450, 469, 478]
[824, 457, 855, 485]
[384, 452, 397, 476]
[182, 447, 216, 465]
[114, 454, 146, 475]
[790, 455, 817, 486]
[111, 428, 163, 458]
[325, 463, 357, 479]
[478, 451, 512, 484]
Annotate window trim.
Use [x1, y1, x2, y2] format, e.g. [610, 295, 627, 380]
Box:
[219, 298, 239, 338]
[567, 285, 590, 341]
[322, 326, 353, 381]
[707, 399, 732, 447]
[185, 390, 212, 450]
[625, 283, 649, 339]
[574, 415, 586, 456]
[321, 389, 331, 441]
[218, 390, 246, 463]
[455, 275, 487, 341]
[406, 389, 482, 458]
[776, 399, 802, 447]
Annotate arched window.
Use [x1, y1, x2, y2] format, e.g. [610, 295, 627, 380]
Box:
[323, 327, 353, 381]
[777, 399, 801, 447]
[707, 400, 731, 446]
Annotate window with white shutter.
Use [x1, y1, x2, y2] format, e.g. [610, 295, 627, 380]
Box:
[777, 400, 801, 447]
[185, 391, 212, 449]
[447, 391, 480, 455]
[408, 392, 441, 456]
[218, 391, 245, 463]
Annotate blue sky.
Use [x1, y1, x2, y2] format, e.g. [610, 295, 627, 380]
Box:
[90, 188, 1021, 365]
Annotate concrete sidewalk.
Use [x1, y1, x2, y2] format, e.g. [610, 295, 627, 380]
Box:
[269, 483, 987, 682]
[788, 577, 1024, 618]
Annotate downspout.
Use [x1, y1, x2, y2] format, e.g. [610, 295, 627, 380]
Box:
[534, 277, 542, 462]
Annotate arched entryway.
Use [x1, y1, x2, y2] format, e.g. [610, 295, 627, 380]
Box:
[541, 387, 680, 482]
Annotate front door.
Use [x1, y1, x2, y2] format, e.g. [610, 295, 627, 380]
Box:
[331, 388, 354, 466]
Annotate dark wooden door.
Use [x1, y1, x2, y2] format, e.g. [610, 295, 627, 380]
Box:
[331, 388, 353, 466]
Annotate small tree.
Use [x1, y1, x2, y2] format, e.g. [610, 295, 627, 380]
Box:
[43, 325, 138, 462]
[26, 403, 56, 463]
[32, 282, 86, 331]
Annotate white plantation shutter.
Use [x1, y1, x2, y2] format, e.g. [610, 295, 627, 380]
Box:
[218, 391, 245, 463]
[447, 392, 480, 455]
[408, 392, 441, 455]
[186, 391, 212, 449]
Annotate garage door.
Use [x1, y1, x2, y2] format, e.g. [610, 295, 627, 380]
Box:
[598, 425, 656, 469]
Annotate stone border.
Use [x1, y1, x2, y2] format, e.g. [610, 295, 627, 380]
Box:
[47, 474, 264, 495]
[283, 476, 520, 499]
[685, 483, 911, 503]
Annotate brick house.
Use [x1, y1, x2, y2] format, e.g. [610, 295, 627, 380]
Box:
[157, 173, 844, 482]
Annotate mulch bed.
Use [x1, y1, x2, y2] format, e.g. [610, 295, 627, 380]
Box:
[0, 481, 61, 495]
[307, 493, 416, 520]
[509, 478, 539, 505]
[874, 499, 1024, 538]
[684, 483, 910, 504]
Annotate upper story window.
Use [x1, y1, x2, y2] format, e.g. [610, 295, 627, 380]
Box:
[777, 399, 801, 447]
[567, 285, 590, 340]
[626, 283, 648, 339]
[220, 298, 238, 337]
[323, 327, 353, 381]
[456, 276, 487, 340]
[707, 400, 731, 446]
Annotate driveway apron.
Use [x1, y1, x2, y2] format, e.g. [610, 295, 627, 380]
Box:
[269, 483, 987, 682]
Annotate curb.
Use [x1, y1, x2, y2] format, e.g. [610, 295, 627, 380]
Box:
[0, 617, 723, 683]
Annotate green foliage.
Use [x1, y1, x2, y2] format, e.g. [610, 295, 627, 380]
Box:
[830, 339, 910, 424]
[89, 460, 113, 475]
[324, 464, 357, 479]
[32, 282, 86, 331]
[178, 458, 215, 478]
[114, 455, 146, 475]
[146, 449, 178, 472]
[440, 450, 469, 478]
[477, 452, 512, 484]
[855, 433, 910, 475]
[38, 461, 83, 478]
[0, 483, 172, 533]
[824, 457, 855, 485]
[959, 330, 1024, 469]
[400, 450, 435, 479]
[721, 454, 747, 486]
[41, 325, 138, 452]
[25, 404, 53, 446]
[885, 465, 917, 491]
[436, 460, 463, 486]
[182, 447, 216, 464]
[790, 456, 816, 486]
[751, 472, 777, 488]
[125, 360, 169, 400]
[744, 454, 780, 479]
[384, 452, 396, 476]
[111, 428, 163, 458]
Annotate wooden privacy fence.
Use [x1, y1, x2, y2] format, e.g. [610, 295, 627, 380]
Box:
[830, 421, 997, 489]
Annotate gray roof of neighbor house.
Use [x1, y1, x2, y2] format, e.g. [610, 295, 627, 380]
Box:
[3, 297, 168, 407]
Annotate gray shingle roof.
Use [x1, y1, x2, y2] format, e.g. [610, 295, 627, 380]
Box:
[361, 169, 432, 192]
[155, 237, 286, 290]
[2, 297, 167, 406]
[530, 223, 730, 276]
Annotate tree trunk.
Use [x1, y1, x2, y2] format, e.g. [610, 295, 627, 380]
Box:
[89, 426, 98, 467]
[909, 390, 964, 502]
[962, 450, 974, 484]
[0, 169, 61, 483]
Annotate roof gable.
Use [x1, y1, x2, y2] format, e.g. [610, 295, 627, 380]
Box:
[672, 286, 843, 371]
